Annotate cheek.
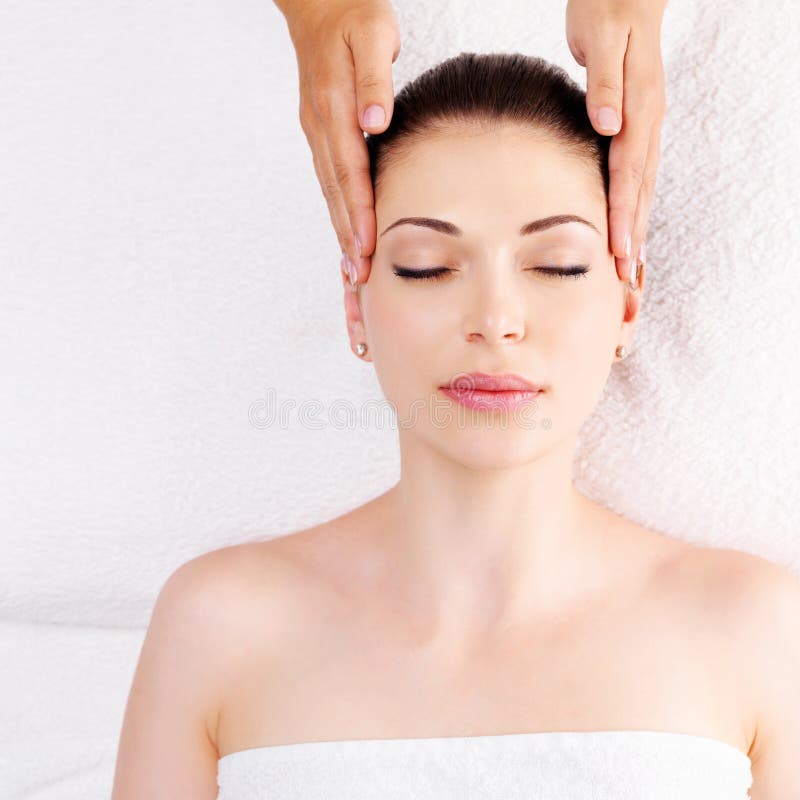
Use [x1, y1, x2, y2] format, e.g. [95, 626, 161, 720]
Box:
[360, 285, 450, 409]
[547, 270, 621, 349]
[543, 291, 621, 425]
[362, 279, 450, 353]
[558, 296, 619, 354]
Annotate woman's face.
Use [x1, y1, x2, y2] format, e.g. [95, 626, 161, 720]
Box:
[344, 123, 643, 468]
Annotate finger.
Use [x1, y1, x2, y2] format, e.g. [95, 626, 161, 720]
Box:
[349, 16, 400, 135]
[583, 23, 628, 136]
[312, 56, 381, 283]
[338, 19, 401, 270]
[624, 121, 662, 290]
[606, 28, 662, 269]
[300, 102, 359, 283]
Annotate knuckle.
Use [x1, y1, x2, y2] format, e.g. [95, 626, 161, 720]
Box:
[317, 171, 333, 202]
[321, 179, 337, 204]
[607, 168, 643, 210]
[607, 189, 636, 214]
[608, 157, 642, 185]
[608, 148, 648, 189]
[642, 171, 658, 195]
[318, 167, 338, 202]
[310, 84, 335, 119]
[626, 160, 646, 185]
[357, 71, 384, 92]
[626, 83, 659, 116]
[595, 75, 623, 95]
[331, 158, 352, 191]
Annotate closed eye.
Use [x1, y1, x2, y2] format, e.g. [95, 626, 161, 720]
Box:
[392, 265, 452, 281]
[392, 265, 591, 281]
[530, 265, 591, 280]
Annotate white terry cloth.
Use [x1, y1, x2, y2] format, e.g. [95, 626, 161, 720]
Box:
[215, 730, 752, 800]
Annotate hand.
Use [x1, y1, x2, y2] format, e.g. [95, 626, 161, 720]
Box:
[276, 0, 401, 285]
[566, 0, 668, 287]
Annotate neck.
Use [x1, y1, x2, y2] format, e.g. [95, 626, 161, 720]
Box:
[376, 432, 612, 649]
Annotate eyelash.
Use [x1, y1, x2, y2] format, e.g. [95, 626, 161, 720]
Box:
[392, 265, 590, 281]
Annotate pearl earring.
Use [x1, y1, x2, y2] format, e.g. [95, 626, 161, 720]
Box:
[355, 342, 368, 357]
[616, 345, 628, 359]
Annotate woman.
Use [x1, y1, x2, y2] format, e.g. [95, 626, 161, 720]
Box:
[111, 53, 798, 800]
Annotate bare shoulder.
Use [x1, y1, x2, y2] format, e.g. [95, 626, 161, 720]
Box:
[174, 498, 378, 630]
[666, 542, 800, 792]
[174, 537, 300, 594]
[171, 529, 335, 625]
[111, 540, 305, 799]
[173, 515, 368, 642]
[661, 542, 800, 655]
[156, 542, 297, 701]
[707, 547, 800, 794]
[665, 542, 800, 622]
[163, 533, 332, 724]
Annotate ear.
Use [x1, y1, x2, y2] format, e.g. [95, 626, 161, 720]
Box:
[342, 266, 371, 361]
[617, 263, 646, 354]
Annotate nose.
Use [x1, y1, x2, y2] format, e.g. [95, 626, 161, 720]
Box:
[463, 269, 526, 345]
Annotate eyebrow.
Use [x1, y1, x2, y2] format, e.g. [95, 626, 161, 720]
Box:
[379, 214, 601, 238]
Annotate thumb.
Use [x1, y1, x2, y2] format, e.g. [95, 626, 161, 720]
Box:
[349, 27, 399, 133]
[583, 38, 627, 135]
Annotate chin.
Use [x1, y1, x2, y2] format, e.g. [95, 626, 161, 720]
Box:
[434, 428, 551, 471]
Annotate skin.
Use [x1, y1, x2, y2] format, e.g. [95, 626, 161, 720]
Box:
[339, 121, 646, 648]
[565, 0, 667, 281]
[110, 49, 800, 800]
[274, 0, 667, 289]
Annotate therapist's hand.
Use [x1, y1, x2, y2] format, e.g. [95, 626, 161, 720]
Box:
[275, 0, 401, 286]
[566, 0, 668, 287]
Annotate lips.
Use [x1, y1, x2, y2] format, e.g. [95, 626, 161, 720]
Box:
[441, 372, 544, 392]
[438, 372, 544, 412]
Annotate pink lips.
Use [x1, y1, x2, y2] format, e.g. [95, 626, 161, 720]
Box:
[439, 372, 544, 412]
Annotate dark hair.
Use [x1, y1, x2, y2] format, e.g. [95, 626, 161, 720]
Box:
[365, 51, 610, 201]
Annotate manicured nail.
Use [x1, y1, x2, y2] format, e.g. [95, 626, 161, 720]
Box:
[597, 106, 621, 133]
[354, 233, 362, 258]
[362, 104, 385, 128]
[624, 232, 632, 258]
[638, 241, 646, 265]
[628, 258, 640, 290]
[345, 252, 357, 286]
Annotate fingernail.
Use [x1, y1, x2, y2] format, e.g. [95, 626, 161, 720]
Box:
[638, 241, 646, 265]
[597, 106, 621, 133]
[354, 233, 362, 258]
[624, 232, 632, 258]
[628, 258, 640, 290]
[362, 104, 385, 128]
[345, 252, 357, 286]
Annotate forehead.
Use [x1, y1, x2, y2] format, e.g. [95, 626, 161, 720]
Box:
[375, 126, 606, 243]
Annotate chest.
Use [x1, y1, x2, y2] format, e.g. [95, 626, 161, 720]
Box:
[215, 582, 747, 758]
